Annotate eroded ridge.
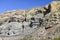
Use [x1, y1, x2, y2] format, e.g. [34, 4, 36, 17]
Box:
[0, 1, 60, 40]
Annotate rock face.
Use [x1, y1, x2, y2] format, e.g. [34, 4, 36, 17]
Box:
[0, 1, 60, 40]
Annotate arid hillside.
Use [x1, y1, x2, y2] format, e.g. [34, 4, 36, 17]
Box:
[0, 1, 60, 40]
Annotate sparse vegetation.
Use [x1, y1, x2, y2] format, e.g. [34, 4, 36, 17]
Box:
[53, 37, 60, 40]
[21, 36, 33, 40]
